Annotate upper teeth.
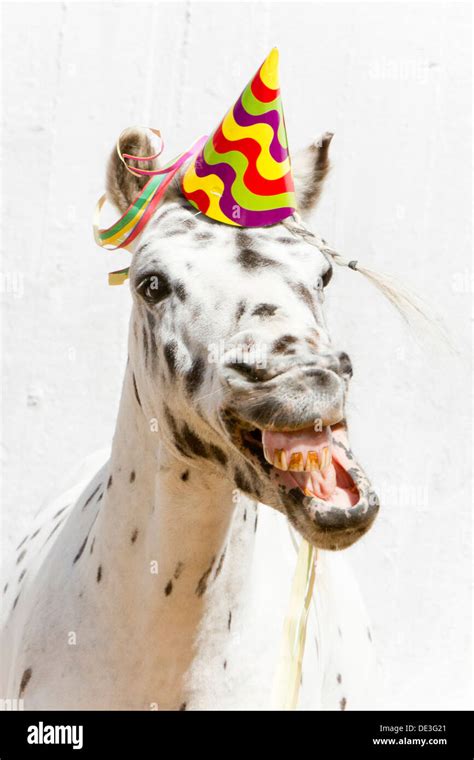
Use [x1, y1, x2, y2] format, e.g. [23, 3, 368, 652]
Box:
[273, 449, 288, 470]
[288, 452, 304, 471]
[264, 447, 331, 472]
[305, 451, 319, 471]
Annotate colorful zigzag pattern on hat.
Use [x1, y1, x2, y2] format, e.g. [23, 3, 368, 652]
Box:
[182, 48, 297, 227]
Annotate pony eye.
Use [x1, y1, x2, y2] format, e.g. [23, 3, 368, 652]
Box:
[322, 265, 333, 287]
[136, 273, 171, 305]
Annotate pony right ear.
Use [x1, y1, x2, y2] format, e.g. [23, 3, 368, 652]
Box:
[292, 132, 333, 216]
[105, 128, 159, 214]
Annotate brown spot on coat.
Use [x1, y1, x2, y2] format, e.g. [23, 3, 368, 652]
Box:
[132, 373, 142, 408]
[209, 444, 228, 467]
[164, 340, 179, 377]
[252, 303, 278, 317]
[291, 283, 316, 316]
[19, 668, 32, 697]
[82, 484, 101, 511]
[185, 356, 205, 396]
[195, 556, 215, 597]
[194, 230, 214, 242]
[234, 468, 252, 494]
[214, 550, 226, 579]
[273, 334, 297, 353]
[237, 246, 280, 271]
[235, 300, 246, 321]
[182, 424, 208, 459]
[73, 536, 88, 564]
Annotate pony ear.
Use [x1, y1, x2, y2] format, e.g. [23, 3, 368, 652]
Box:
[292, 132, 333, 216]
[105, 127, 159, 214]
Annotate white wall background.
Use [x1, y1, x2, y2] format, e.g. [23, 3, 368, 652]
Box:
[1, 1, 471, 709]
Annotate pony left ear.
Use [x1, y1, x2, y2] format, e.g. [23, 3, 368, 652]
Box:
[291, 132, 333, 216]
[105, 127, 159, 214]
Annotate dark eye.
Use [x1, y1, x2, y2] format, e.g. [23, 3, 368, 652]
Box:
[136, 273, 172, 305]
[322, 265, 333, 287]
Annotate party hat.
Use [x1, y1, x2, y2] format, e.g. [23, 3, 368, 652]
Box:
[182, 48, 297, 227]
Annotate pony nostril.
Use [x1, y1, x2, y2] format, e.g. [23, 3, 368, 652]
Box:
[337, 352, 353, 378]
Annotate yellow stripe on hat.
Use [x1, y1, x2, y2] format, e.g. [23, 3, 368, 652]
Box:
[259, 47, 280, 90]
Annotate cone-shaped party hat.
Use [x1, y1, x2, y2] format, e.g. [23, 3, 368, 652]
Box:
[182, 48, 297, 227]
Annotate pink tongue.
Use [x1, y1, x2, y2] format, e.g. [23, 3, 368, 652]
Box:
[262, 426, 337, 501]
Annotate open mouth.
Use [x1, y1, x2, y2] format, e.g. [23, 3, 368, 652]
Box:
[238, 416, 380, 550]
[241, 422, 360, 508]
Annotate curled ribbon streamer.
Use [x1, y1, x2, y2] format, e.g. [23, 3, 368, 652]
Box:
[93, 130, 208, 285]
[116, 126, 164, 177]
